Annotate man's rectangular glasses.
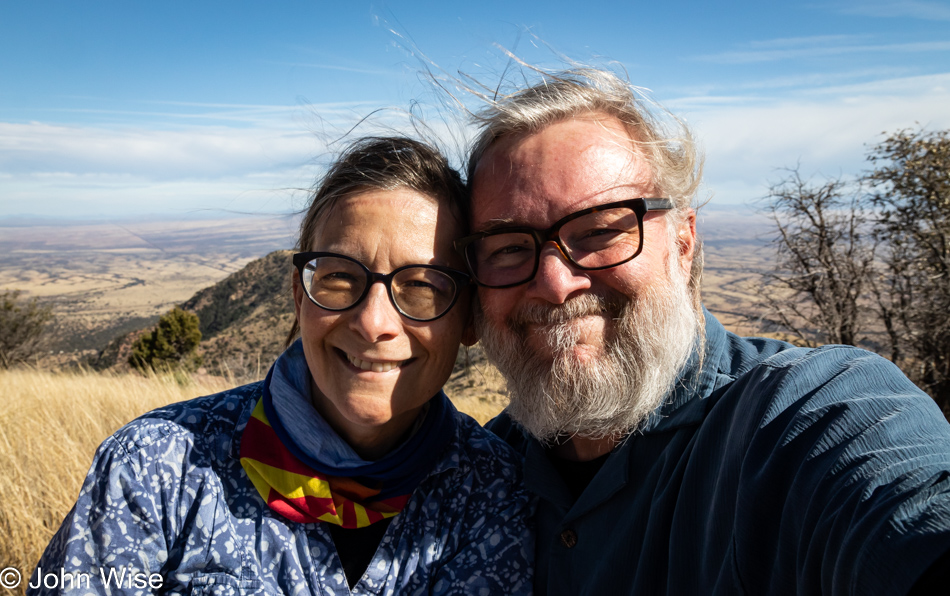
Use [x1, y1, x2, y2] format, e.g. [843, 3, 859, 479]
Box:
[293, 252, 471, 322]
[454, 198, 674, 288]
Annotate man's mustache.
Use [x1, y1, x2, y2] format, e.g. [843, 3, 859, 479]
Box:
[508, 293, 628, 330]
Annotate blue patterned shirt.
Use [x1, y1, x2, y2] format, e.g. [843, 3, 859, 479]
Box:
[31, 359, 533, 595]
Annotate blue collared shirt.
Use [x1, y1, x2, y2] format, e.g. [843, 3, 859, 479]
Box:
[489, 310, 950, 595]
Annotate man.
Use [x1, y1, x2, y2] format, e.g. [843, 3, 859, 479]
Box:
[454, 68, 950, 595]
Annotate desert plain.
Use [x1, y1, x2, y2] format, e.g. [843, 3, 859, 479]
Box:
[0, 204, 775, 367]
[0, 214, 300, 359]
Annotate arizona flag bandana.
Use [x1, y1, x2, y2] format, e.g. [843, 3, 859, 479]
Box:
[240, 400, 409, 527]
[239, 359, 456, 528]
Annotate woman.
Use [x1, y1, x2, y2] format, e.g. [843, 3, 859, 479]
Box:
[31, 137, 533, 595]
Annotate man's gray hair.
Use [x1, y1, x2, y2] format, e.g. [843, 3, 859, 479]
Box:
[466, 66, 705, 306]
[467, 68, 702, 210]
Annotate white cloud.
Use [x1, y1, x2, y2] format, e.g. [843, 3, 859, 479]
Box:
[696, 40, 950, 64]
[671, 67, 915, 96]
[0, 100, 462, 218]
[678, 73, 950, 205]
[837, 0, 950, 21]
[1, 171, 313, 218]
[0, 104, 413, 178]
[3, 72, 948, 219]
[262, 61, 400, 76]
[0, 121, 316, 179]
[745, 34, 868, 49]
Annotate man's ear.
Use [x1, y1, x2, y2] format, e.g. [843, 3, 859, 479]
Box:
[677, 208, 697, 274]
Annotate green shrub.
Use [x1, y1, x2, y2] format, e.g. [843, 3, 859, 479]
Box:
[129, 307, 203, 373]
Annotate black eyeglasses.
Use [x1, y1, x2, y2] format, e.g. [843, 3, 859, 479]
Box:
[293, 252, 471, 322]
[454, 198, 674, 288]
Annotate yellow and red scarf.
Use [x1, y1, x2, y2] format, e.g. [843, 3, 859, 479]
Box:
[239, 367, 454, 528]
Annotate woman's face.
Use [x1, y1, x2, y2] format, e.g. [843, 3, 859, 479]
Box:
[292, 188, 474, 459]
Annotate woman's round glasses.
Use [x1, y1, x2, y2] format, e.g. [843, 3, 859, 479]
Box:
[293, 252, 471, 322]
[454, 198, 674, 288]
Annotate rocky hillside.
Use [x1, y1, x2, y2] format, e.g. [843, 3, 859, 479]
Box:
[180, 250, 296, 379]
[93, 250, 294, 376]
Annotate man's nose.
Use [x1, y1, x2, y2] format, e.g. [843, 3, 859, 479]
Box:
[350, 282, 402, 342]
[524, 242, 592, 304]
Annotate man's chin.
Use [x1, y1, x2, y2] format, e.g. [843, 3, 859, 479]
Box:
[567, 343, 607, 365]
[522, 315, 609, 360]
[522, 343, 607, 369]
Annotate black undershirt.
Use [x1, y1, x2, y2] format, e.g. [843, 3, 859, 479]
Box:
[547, 450, 610, 501]
[328, 517, 394, 589]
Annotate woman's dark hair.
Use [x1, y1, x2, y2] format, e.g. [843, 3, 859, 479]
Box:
[286, 136, 467, 346]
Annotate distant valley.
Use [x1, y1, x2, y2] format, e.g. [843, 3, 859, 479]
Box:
[0, 214, 300, 361]
[1, 205, 776, 396]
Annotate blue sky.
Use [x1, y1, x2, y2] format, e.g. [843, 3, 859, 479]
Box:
[1, 0, 948, 220]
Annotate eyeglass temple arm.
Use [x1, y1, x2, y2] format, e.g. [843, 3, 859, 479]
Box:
[644, 198, 675, 211]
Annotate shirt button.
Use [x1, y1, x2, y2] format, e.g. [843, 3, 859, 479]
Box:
[559, 529, 578, 548]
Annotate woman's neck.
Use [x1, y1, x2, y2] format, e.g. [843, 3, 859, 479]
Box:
[308, 378, 421, 460]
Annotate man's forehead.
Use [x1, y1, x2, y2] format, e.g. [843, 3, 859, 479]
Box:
[477, 115, 639, 168]
[469, 116, 654, 228]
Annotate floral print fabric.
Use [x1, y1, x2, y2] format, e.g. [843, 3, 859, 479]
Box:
[31, 381, 534, 595]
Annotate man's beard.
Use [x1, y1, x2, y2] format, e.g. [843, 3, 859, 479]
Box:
[475, 256, 701, 444]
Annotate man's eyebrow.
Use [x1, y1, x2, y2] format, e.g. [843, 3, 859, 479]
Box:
[476, 218, 522, 233]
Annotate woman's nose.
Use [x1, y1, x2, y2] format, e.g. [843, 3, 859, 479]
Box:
[349, 282, 402, 342]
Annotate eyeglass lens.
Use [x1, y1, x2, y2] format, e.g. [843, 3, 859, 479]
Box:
[301, 256, 459, 321]
[467, 206, 641, 287]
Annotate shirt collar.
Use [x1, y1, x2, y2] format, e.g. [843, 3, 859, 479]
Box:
[638, 308, 730, 434]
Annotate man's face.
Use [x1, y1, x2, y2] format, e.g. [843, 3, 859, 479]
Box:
[469, 114, 699, 441]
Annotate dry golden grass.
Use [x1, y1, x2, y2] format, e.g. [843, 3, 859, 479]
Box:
[0, 365, 505, 593]
[445, 360, 509, 425]
[0, 367, 233, 593]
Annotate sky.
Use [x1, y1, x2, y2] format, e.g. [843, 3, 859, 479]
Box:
[1, 0, 948, 221]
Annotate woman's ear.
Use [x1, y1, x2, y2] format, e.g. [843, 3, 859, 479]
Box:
[292, 270, 304, 320]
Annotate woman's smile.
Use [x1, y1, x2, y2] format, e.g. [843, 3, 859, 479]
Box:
[343, 349, 412, 373]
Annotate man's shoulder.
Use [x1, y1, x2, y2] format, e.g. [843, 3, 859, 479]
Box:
[715, 327, 801, 380]
[713, 323, 923, 400]
[727, 341, 927, 408]
[711, 337, 942, 428]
